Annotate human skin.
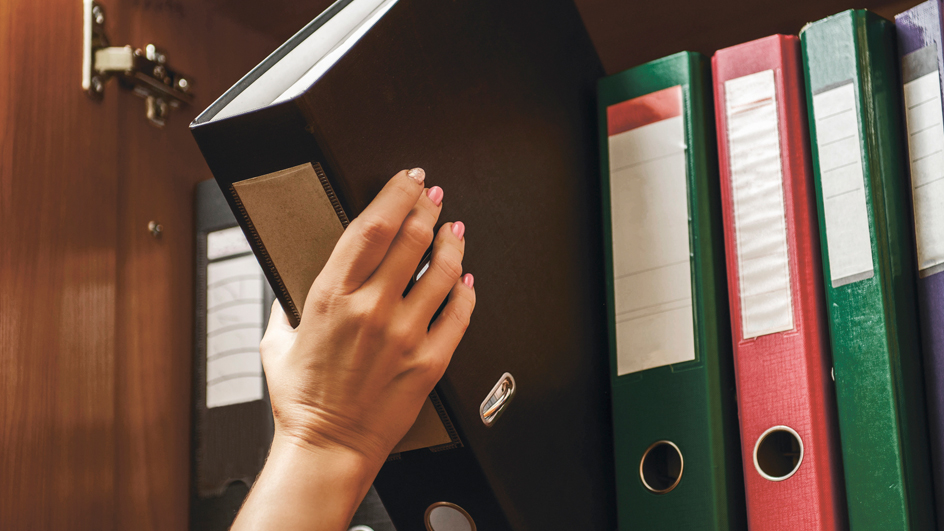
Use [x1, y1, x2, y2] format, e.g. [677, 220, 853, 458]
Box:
[231, 168, 476, 530]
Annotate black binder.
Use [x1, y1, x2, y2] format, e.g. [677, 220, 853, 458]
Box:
[190, 0, 615, 528]
[192, 179, 276, 529]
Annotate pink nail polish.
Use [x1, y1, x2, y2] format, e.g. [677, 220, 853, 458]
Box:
[407, 167, 425, 184]
[463, 273, 474, 288]
[452, 221, 465, 240]
[427, 186, 444, 206]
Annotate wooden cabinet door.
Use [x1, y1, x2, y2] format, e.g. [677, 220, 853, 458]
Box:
[0, 2, 277, 529]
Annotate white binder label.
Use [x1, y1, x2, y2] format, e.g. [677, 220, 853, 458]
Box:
[606, 85, 696, 376]
[724, 70, 795, 339]
[812, 82, 873, 287]
[206, 232, 264, 408]
[207, 226, 253, 260]
[903, 70, 944, 276]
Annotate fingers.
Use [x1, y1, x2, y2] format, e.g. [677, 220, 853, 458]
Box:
[365, 186, 443, 297]
[422, 274, 476, 373]
[405, 221, 466, 320]
[323, 168, 427, 291]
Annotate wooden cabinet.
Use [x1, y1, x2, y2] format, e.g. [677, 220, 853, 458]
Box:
[0, 0, 925, 529]
[1, 1, 278, 529]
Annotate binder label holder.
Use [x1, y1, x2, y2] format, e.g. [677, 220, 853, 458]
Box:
[605, 85, 697, 376]
[811, 81, 874, 287]
[724, 69, 795, 339]
[902, 45, 944, 277]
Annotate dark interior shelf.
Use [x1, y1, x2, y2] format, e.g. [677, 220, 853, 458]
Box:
[205, 0, 924, 75]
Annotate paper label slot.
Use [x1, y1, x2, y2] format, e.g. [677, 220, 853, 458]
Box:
[606, 85, 696, 376]
[208, 226, 254, 260]
[811, 81, 874, 287]
[233, 163, 346, 318]
[903, 45, 944, 277]
[206, 240, 264, 408]
[724, 69, 795, 339]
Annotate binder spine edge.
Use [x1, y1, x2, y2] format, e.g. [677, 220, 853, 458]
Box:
[427, 388, 463, 452]
[313, 162, 350, 228]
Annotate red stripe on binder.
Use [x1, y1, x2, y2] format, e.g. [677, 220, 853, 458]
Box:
[607, 85, 682, 136]
[712, 35, 847, 531]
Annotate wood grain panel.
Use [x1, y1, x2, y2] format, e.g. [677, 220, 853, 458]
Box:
[0, 1, 120, 529]
[0, 0, 276, 529]
[110, 2, 277, 530]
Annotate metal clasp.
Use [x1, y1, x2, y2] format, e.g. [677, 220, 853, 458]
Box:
[479, 373, 515, 427]
[82, 0, 194, 126]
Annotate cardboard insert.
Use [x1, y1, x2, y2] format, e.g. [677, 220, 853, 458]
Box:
[233, 163, 346, 318]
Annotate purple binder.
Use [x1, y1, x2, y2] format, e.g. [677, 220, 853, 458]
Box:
[897, 0, 944, 521]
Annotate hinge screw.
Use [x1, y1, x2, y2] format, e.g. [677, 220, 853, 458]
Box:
[145, 97, 169, 127]
[89, 76, 104, 95]
[148, 221, 163, 239]
[176, 78, 190, 92]
[92, 5, 105, 25]
[145, 44, 166, 64]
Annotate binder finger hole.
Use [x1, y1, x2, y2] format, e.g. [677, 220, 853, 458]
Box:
[424, 502, 476, 531]
[639, 440, 683, 494]
[754, 426, 803, 481]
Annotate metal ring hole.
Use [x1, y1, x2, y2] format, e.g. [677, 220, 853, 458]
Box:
[754, 426, 803, 481]
[424, 502, 476, 531]
[639, 440, 683, 494]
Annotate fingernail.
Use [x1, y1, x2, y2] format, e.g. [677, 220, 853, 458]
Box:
[408, 167, 425, 184]
[463, 273, 474, 288]
[452, 221, 465, 240]
[427, 186, 443, 206]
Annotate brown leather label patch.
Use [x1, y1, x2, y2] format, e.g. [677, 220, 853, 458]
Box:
[233, 163, 345, 318]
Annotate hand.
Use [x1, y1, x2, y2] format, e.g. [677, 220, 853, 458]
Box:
[233, 168, 475, 531]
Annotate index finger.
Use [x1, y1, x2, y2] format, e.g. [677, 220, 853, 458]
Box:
[321, 168, 427, 292]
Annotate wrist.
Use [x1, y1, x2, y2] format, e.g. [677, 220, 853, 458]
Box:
[231, 434, 383, 531]
[269, 432, 384, 486]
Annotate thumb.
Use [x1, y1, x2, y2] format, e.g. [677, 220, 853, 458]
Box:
[260, 300, 298, 361]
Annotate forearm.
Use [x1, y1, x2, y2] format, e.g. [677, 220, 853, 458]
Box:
[232, 435, 382, 531]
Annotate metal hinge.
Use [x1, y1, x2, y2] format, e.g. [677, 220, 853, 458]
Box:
[81, 0, 194, 127]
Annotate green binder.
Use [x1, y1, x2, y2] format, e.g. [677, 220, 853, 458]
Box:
[598, 52, 745, 530]
[801, 10, 935, 530]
